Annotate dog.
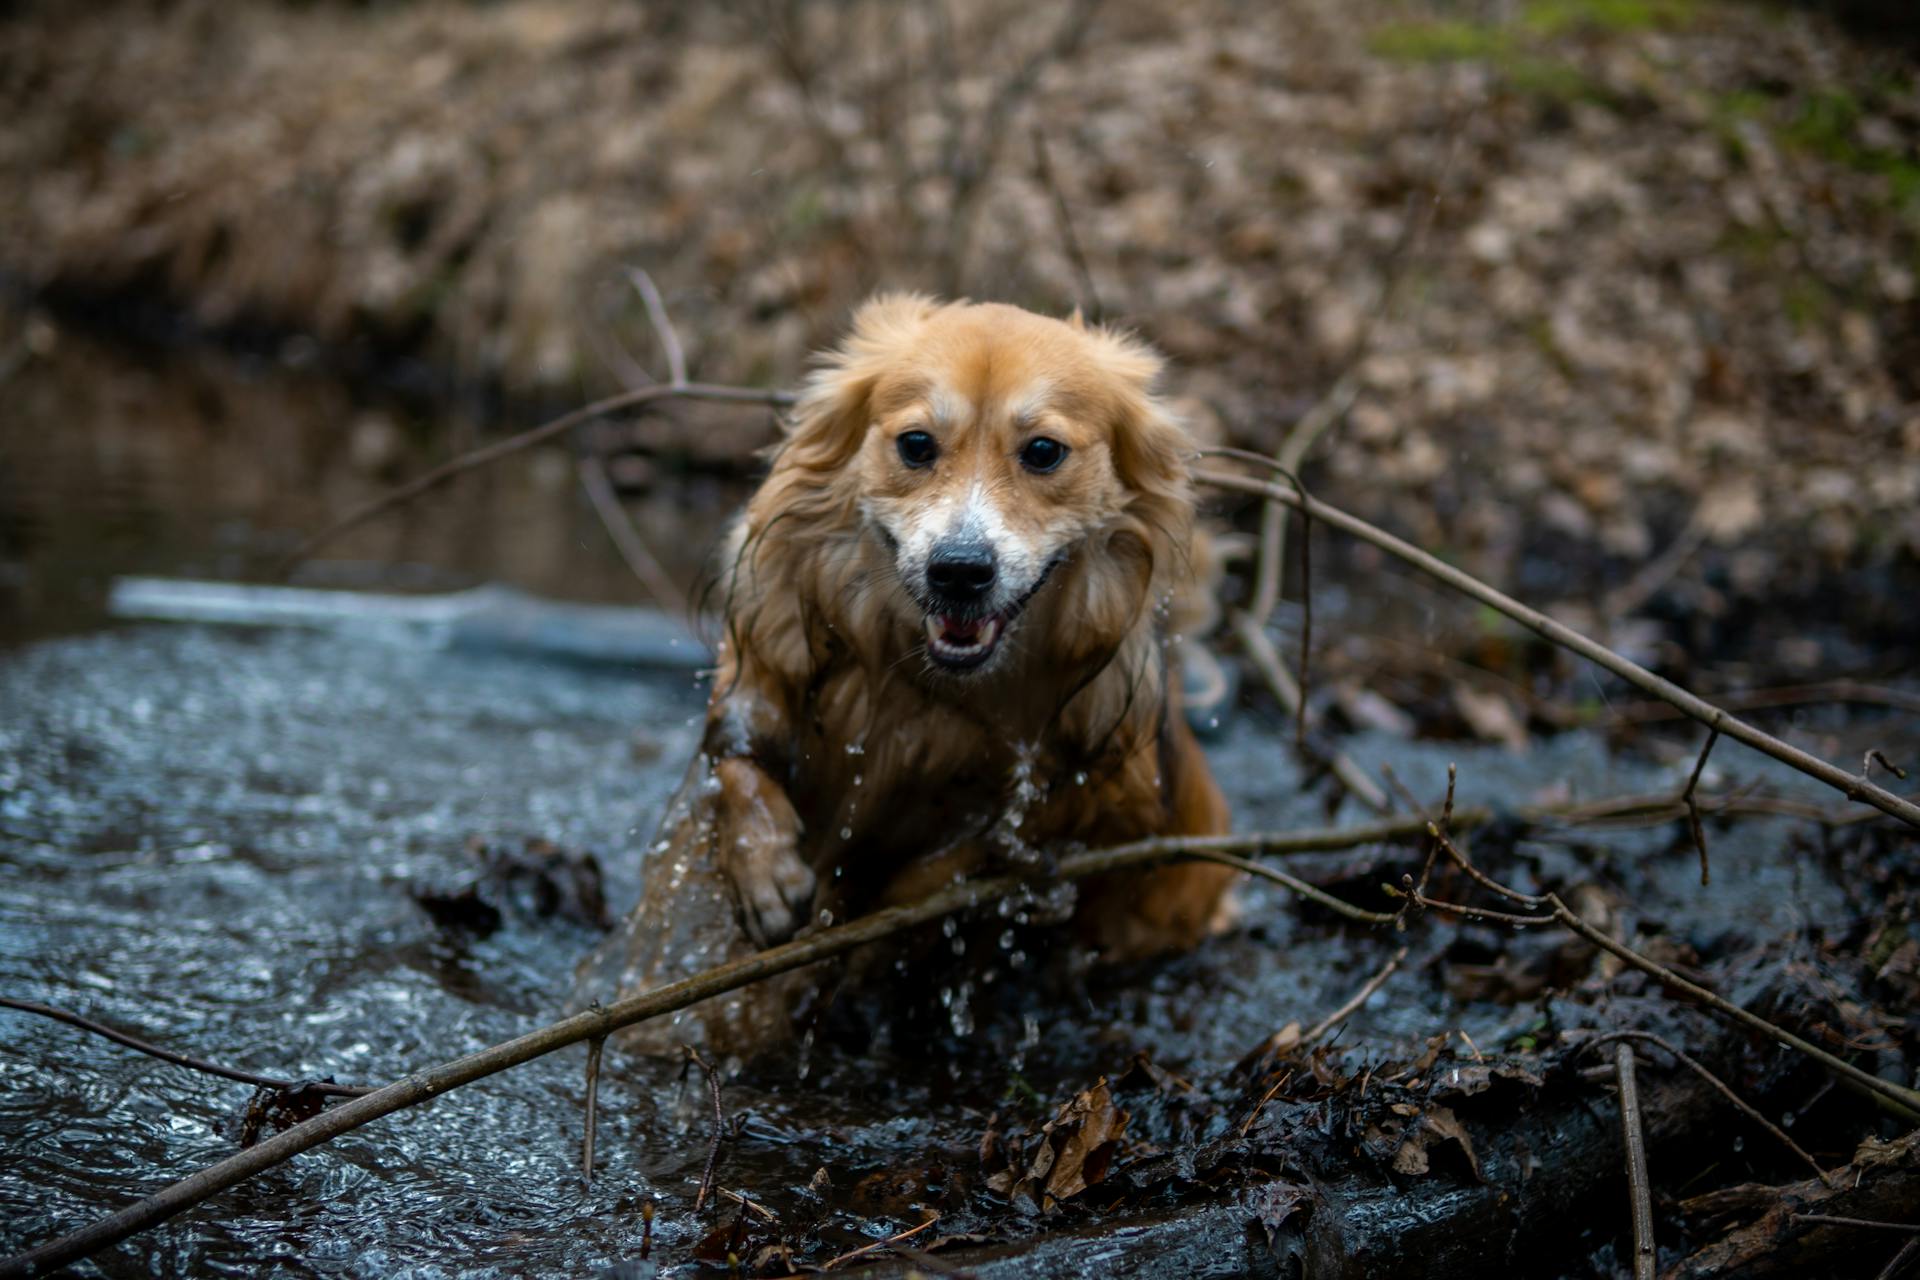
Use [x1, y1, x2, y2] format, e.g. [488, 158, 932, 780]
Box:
[578, 296, 1234, 1052]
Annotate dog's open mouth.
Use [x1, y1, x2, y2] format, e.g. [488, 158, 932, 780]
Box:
[923, 612, 1007, 670]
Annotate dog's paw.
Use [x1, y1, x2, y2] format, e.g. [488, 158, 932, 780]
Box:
[722, 832, 817, 947]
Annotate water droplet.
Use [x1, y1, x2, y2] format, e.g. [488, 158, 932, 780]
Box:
[1073, 771, 1088, 786]
[839, 826, 852, 840]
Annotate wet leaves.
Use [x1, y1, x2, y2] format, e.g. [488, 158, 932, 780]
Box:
[411, 835, 611, 935]
[983, 1078, 1131, 1212]
[231, 1081, 335, 1149]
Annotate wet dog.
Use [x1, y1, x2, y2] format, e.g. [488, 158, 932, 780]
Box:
[578, 296, 1234, 1051]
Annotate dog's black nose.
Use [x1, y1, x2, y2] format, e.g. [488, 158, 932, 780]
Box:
[927, 541, 997, 602]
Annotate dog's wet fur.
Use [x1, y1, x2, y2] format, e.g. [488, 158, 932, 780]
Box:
[587, 296, 1234, 1052]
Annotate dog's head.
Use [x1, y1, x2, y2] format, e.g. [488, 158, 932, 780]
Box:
[770, 295, 1193, 675]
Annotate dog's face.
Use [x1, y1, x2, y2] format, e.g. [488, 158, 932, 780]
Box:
[778, 297, 1192, 676]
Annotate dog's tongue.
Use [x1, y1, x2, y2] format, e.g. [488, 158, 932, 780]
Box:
[940, 616, 983, 641]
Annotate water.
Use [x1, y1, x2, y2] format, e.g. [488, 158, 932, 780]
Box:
[1, 322, 1909, 1276]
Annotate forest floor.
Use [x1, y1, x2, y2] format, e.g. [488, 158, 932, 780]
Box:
[4, 0, 1919, 673]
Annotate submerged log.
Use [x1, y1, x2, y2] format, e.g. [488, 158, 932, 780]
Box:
[850, 1007, 1834, 1279]
[1667, 1129, 1919, 1279]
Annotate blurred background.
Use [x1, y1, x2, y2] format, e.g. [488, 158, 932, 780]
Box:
[4, 7, 1920, 1275]
[1, 0, 1917, 723]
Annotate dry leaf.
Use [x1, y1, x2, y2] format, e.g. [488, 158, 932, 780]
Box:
[1452, 686, 1530, 752]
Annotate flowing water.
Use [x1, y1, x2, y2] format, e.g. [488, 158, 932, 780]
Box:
[0, 319, 1909, 1277]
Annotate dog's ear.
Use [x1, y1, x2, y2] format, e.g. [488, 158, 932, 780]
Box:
[781, 293, 939, 473]
[1085, 328, 1191, 513]
[1083, 326, 1196, 586]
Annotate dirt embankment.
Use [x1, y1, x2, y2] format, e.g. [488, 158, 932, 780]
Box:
[4, 0, 1919, 628]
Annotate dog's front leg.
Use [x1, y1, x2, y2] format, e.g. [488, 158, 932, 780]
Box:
[709, 755, 816, 946]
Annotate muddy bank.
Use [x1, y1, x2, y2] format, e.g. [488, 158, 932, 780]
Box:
[4, 0, 1920, 616]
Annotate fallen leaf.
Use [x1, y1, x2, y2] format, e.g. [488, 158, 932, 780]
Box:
[1452, 686, 1530, 752]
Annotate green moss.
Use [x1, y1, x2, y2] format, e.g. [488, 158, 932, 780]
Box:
[1369, 19, 1510, 63]
[1368, 0, 1699, 102]
[1520, 0, 1698, 37]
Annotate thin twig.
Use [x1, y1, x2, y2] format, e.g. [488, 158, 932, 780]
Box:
[1304, 945, 1409, 1045]
[581, 1035, 605, 1181]
[627, 269, 689, 388]
[0, 997, 372, 1099]
[1614, 680, 1920, 723]
[1683, 728, 1721, 886]
[681, 1046, 725, 1214]
[822, 1214, 940, 1269]
[1194, 464, 1920, 830]
[275, 381, 794, 576]
[578, 456, 688, 614]
[1249, 371, 1360, 627]
[1185, 850, 1397, 925]
[1583, 1030, 1830, 1186]
[1875, 1239, 1920, 1280]
[1237, 1071, 1295, 1139]
[1551, 898, 1920, 1118]
[1233, 612, 1390, 814]
[1866, 750, 1909, 782]
[0, 818, 1451, 1278]
[1615, 1042, 1657, 1280]
[1795, 1214, 1920, 1234]
[716, 1188, 778, 1221]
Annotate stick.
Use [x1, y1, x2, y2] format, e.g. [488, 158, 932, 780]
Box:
[1304, 945, 1409, 1045]
[274, 381, 794, 576]
[627, 269, 689, 388]
[1196, 850, 1396, 925]
[0, 997, 372, 1099]
[578, 456, 688, 614]
[581, 1035, 605, 1181]
[0, 820, 1440, 1278]
[1194, 465, 1920, 830]
[1233, 613, 1390, 814]
[1585, 1030, 1830, 1187]
[682, 1046, 725, 1214]
[1550, 895, 1920, 1119]
[1682, 729, 1720, 886]
[1795, 1214, 1920, 1234]
[1413, 819, 1920, 1117]
[1615, 1042, 1656, 1280]
[822, 1214, 940, 1270]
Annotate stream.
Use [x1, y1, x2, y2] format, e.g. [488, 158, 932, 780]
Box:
[1, 321, 1911, 1277]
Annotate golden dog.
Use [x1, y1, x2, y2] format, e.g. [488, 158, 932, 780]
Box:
[580, 296, 1234, 1051]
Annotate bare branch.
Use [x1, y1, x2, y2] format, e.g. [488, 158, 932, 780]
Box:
[1583, 1030, 1830, 1187]
[578, 455, 689, 615]
[1233, 612, 1390, 814]
[0, 996, 372, 1099]
[1195, 464, 1920, 830]
[1683, 728, 1721, 886]
[1614, 1043, 1657, 1280]
[681, 1045, 725, 1214]
[277, 381, 794, 577]
[628, 269, 689, 387]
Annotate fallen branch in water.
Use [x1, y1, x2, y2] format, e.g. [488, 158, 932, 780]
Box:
[0, 996, 373, 1099]
[682, 1045, 726, 1214]
[1405, 820, 1920, 1119]
[0, 817, 1445, 1278]
[1195, 464, 1920, 830]
[1581, 1030, 1831, 1188]
[274, 379, 794, 576]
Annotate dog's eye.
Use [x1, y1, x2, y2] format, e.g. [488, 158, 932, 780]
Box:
[896, 430, 938, 469]
[1019, 436, 1068, 474]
